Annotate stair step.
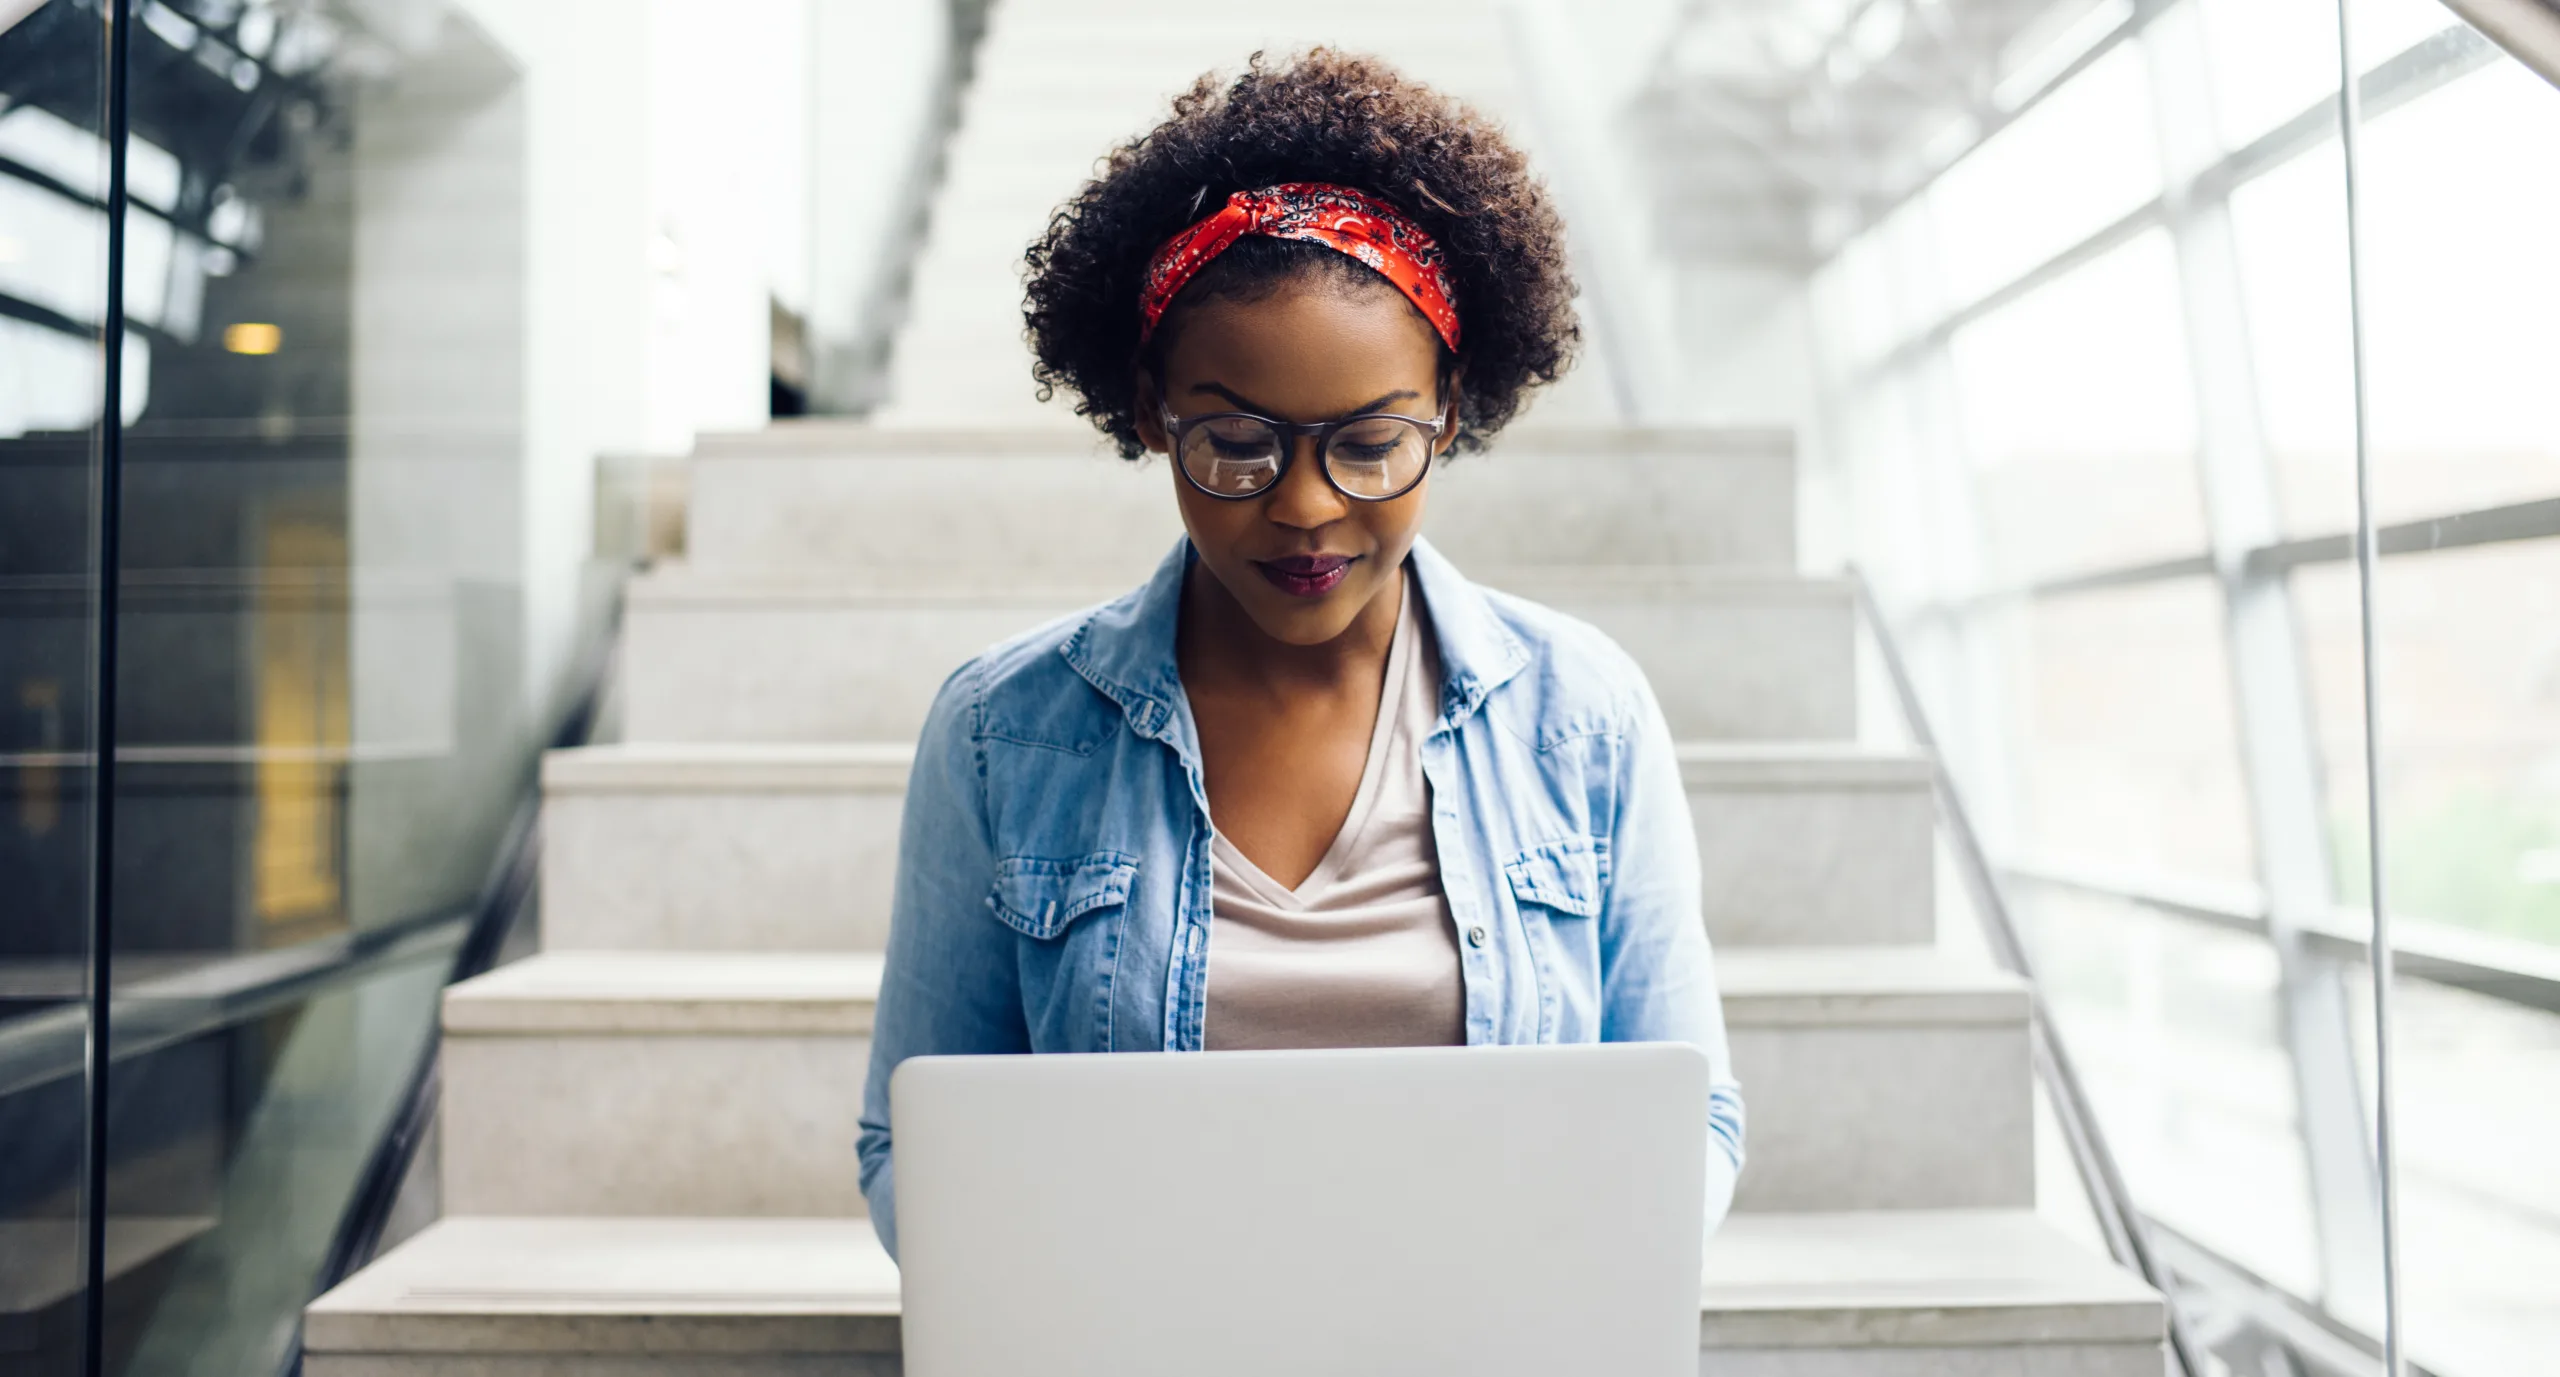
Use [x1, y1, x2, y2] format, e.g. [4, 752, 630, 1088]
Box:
[682, 424, 1796, 576]
[1682, 744, 1935, 948]
[542, 744, 910, 953]
[1720, 948, 2031, 1212]
[440, 953, 880, 1219]
[444, 941, 2012, 1215]
[542, 741, 1928, 955]
[304, 1211, 2161, 1375]
[622, 567, 1852, 746]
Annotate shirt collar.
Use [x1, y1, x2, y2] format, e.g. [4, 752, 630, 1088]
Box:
[1062, 535, 1531, 749]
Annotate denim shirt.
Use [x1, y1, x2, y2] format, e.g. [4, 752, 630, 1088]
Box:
[857, 537, 1746, 1258]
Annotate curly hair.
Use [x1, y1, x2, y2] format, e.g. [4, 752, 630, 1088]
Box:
[1022, 49, 1581, 458]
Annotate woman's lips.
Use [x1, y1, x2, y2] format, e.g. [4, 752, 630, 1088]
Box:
[1254, 553, 1354, 598]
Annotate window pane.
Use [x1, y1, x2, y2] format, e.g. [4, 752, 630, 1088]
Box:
[2356, 60, 2560, 524]
[2339, 966, 2560, 1373]
[2297, 543, 2560, 951]
[2022, 888, 2321, 1293]
[2199, 0, 2455, 154]
[1949, 230, 2208, 582]
[2228, 138, 2358, 536]
[1930, 41, 2161, 306]
[1994, 579, 2258, 882]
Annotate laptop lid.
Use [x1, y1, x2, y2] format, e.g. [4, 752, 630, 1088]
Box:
[892, 1042, 1708, 1377]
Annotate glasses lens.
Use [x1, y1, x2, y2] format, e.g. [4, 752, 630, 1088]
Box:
[1323, 417, 1431, 498]
[1179, 415, 1284, 496]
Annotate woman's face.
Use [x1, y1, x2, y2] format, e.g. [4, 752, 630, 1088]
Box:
[1137, 278, 1454, 648]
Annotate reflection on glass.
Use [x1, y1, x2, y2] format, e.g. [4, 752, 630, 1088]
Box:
[112, 962, 444, 1375]
[1, 0, 106, 1371]
[0, 0, 550, 1369]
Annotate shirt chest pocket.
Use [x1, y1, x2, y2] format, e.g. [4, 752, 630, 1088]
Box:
[987, 851, 1140, 1052]
[1503, 836, 1606, 1041]
[989, 851, 1140, 939]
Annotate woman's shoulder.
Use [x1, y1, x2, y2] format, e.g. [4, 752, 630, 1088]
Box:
[922, 591, 1142, 755]
[1449, 576, 1660, 739]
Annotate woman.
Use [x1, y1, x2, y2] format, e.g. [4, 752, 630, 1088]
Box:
[857, 49, 1743, 1255]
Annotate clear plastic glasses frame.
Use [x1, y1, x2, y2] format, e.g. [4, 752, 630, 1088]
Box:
[1158, 402, 1450, 502]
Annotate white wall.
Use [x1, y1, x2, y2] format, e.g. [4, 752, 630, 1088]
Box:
[427, 0, 946, 710]
[810, 0, 949, 407]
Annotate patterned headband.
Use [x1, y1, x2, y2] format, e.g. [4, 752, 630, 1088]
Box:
[1137, 182, 1461, 351]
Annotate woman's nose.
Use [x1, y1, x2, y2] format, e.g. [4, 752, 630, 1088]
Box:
[1261, 436, 1347, 530]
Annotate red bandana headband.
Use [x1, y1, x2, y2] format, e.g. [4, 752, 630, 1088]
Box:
[1138, 182, 1461, 350]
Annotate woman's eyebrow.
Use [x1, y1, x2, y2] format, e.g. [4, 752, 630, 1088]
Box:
[1187, 382, 1422, 418]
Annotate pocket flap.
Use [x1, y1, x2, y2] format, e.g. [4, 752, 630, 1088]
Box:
[989, 851, 1139, 939]
[1503, 836, 1605, 920]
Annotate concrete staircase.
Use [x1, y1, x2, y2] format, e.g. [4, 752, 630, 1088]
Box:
[303, 422, 2168, 1376]
[303, 0, 2165, 1370]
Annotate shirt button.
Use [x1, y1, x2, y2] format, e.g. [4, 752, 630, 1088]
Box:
[1466, 925, 1488, 948]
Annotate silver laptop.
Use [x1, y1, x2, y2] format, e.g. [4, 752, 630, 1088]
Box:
[892, 1042, 1709, 1376]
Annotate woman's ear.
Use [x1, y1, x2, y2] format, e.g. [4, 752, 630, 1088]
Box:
[1434, 369, 1466, 455]
[1132, 371, 1168, 455]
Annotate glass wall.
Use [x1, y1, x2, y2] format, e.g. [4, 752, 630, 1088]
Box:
[1, 2, 108, 1370]
[2, 2, 581, 1371]
[1812, 0, 2558, 1370]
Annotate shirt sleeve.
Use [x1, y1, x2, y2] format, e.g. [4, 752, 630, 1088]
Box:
[858, 662, 1028, 1261]
[1596, 666, 1747, 1236]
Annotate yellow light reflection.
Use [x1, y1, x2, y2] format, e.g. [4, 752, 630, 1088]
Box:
[224, 322, 283, 354]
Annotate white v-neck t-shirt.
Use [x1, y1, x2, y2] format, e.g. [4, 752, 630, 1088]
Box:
[1202, 573, 1468, 1051]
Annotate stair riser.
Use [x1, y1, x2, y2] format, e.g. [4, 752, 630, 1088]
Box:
[1694, 784, 1934, 948]
[543, 789, 902, 953]
[441, 1017, 2014, 1217]
[541, 766, 1918, 953]
[624, 591, 1851, 746]
[685, 450, 1795, 575]
[1726, 1021, 2032, 1212]
[442, 1032, 869, 1218]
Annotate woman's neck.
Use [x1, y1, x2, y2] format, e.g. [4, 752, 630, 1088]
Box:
[1176, 559, 1404, 705]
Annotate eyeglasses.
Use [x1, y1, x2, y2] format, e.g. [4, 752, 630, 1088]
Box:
[1158, 402, 1448, 502]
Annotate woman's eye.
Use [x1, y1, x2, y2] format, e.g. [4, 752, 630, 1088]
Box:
[1209, 435, 1275, 459]
[1335, 442, 1400, 463]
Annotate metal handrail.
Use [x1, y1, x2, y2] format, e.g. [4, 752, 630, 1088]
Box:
[1847, 566, 2205, 1377]
[2441, 0, 2560, 87]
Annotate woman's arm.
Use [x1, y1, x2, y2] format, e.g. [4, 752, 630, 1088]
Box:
[1596, 670, 1747, 1234]
[858, 664, 1029, 1260]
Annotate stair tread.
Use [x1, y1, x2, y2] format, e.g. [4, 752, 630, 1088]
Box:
[444, 949, 2008, 1033]
[1717, 947, 2028, 1026]
[548, 740, 1923, 793]
[1676, 741, 1932, 788]
[544, 741, 914, 792]
[688, 421, 1792, 458]
[444, 952, 882, 1035]
[305, 1209, 2158, 1354]
[628, 563, 1851, 605]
